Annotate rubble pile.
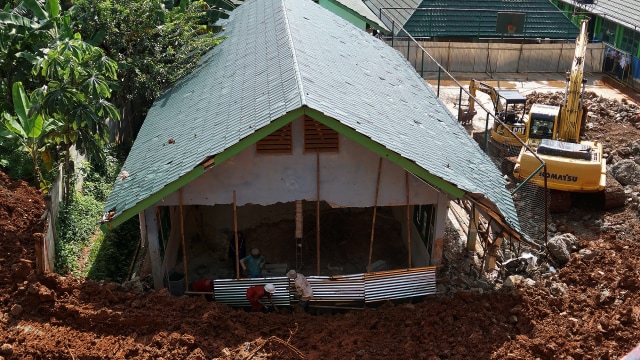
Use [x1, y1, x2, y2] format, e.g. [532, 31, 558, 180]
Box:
[525, 91, 640, 212]
[525, 91, 640, 128]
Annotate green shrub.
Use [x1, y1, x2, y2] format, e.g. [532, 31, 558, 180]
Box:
[55, 192, 103, 275]
[86, 216, 140, 281]
[0, 142, 35, 181]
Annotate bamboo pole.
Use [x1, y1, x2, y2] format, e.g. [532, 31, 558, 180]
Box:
[405, 171, 411, 268]
[233, 190, 240, 279]
[316, 151, 321, 276]
[367, 158, 383, 273]
[179, 189, 189, 292]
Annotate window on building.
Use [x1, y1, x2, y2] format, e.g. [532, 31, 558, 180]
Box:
[256, 123, 293, 154]
[599, 19, 617, 44]
[413, 204, 436, 257]
[304, 116, 339, 153]
[620, 26, 639, 54]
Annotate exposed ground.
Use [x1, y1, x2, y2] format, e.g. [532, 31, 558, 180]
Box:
[1, 77, 640, 359]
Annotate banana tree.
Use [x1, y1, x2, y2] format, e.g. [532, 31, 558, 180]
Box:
[2, 81, 58, 189]
[34, 35, 119, 202]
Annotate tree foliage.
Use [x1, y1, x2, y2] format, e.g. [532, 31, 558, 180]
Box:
[2, 82, 60, 188]
[73, 0, 224, 140]
[1, 0, 120, 198]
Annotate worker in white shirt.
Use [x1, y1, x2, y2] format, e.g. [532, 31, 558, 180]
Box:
[286, 270, 313, 312]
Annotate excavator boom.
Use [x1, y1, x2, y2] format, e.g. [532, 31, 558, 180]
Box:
[559, 20, 588, 143]
[513, 19, 625, 212]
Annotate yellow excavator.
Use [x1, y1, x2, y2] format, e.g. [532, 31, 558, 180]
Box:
[466, 79, 528, 151]
[512, 19, 625, 212]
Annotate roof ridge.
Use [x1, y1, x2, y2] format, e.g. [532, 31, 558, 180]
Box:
[280, 0, 306, 106]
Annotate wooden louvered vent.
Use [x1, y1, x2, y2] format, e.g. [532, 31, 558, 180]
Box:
[256, 123, 293, 154]
[304, 116, 339, 153]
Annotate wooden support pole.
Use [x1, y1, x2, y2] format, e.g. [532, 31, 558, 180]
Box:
[485, 235, 504, 271]
[316, 152, 321, 276]
[367, 158, 383, 273]
[146, 207, 163, 290]
[233, 190, 240, 279]
[467, 203, 479, 251]
[179, 189, 189, 292]
[405, 171, 411, 268]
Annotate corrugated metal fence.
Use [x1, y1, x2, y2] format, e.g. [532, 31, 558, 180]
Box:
[209, 266, 437, 308]
[390, 40, 605, 74]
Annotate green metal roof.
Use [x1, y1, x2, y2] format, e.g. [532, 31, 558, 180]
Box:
[104, 0, 521, 236]
[327, 0, 390, 31]
[368, 0, 579, 39]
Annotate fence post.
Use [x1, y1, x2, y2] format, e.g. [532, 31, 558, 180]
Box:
[437, 67, 441, 97]
[420, 44, 425, 77]
[457, 87, 463, 120]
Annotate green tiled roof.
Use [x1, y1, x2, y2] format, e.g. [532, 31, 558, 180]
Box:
[567, 0, 640, 31]
[368, 0, 579, 39]
[105, 0, 521, 236]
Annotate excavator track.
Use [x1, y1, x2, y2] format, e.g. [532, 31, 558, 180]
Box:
[603, 175, 626, 210]
[550, 190, 572, 213]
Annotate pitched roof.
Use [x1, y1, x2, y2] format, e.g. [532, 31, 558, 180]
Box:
[329, 0, 390, 31]
[566, 0, 640, 31]
[366, 0, 579, 39]
[105, 0, 521, 236]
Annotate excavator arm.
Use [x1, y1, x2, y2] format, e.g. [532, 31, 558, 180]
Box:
[559, 19, 588, 143]
[468, 79, 504, 115]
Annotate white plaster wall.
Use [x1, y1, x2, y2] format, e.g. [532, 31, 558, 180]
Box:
[157, 116, 439, 208]
[390, 196, 450, 268]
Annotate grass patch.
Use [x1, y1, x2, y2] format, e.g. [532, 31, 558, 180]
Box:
[86, 216, 140, 281]
[55, 192, 103, 275]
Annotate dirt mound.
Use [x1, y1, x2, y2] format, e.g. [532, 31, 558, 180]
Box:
[1, 160, 640, 359]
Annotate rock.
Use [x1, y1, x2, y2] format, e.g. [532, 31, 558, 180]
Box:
[0, 344, 12, 356]
[36, 285, 56, 302]
[550, 282, 568, 296]
[11, 260, 32, 281]
[578, 249, 597, 260]
[504, 275, 524, 287]
[610, 159, 640, 186]
[9, 304, 22, 317]
[510, 305, 522, 314]
[547, 235, 572, 265]
[123, 278, 145, 294]
[186, 348, 207, 360]
[508, 315, 518, 324]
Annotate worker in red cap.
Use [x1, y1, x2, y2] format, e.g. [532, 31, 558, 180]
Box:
[190, 279, 213, 300]
[246, 284, 278, 312]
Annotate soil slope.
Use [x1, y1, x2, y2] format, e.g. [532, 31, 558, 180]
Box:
[1, 176, 640, 359]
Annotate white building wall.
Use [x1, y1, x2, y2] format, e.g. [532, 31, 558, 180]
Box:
[157, 115, 439, 208]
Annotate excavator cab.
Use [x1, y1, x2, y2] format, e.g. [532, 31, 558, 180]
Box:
[490, 90, 528, 147]
[467, 79, 529, 154]
[525, 103, 560, 141]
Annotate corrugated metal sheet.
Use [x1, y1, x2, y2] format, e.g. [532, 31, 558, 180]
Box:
[213, 277, 291, 307]
[211, 268, 437, 308]
[306, 274, 365, 302]
[395, 41, 605, 74]
[364, 267, 436, 302]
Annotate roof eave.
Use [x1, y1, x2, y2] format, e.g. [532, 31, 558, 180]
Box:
[101, 108, 306, 231]
[302, 107, 465, 199]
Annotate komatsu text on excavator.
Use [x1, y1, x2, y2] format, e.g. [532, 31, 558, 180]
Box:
[512, 19, 625, 212]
